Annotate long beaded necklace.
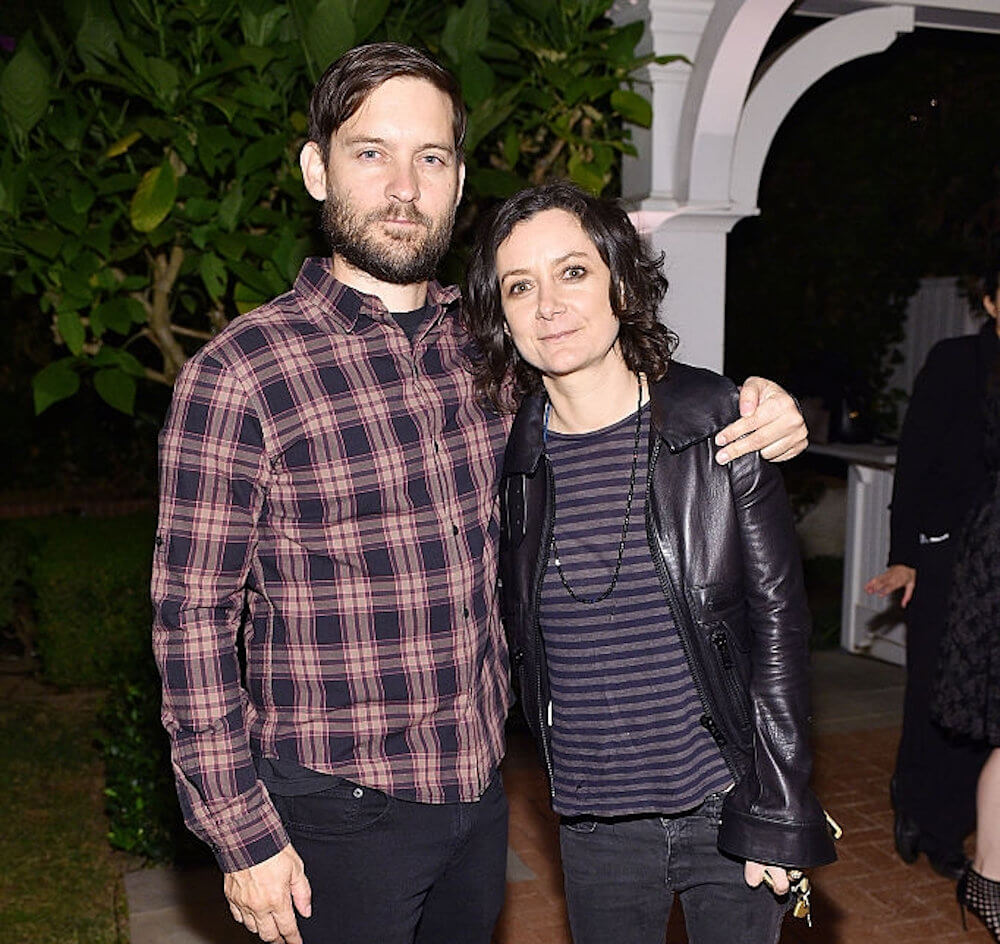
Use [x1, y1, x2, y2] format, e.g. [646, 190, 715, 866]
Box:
[546, 375, 644, 605]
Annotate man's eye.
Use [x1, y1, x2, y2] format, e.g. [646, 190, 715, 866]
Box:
[359, 149, 380, 160]
[421, 154, 444, 165]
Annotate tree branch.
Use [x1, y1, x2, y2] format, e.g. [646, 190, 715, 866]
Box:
[146, 246, 188, 383]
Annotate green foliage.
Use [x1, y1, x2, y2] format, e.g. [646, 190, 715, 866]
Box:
[1, 686, 126, 943]
[28, 513, 155, 687]
[100, 655, 206, 863]
[0, 524, 38, 662]
[1, 0, 668, 415]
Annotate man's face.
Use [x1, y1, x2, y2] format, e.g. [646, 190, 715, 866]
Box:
[303, 76, 465, 287]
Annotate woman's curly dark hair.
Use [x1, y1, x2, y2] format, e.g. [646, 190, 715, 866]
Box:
[462, 181, 677, 413]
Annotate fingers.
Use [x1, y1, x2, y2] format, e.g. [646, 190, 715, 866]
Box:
[224, 847, 307, 943]
[901, 580, 915, 608]
[290, 868, 313, 919]
[745, 861, 790, 895]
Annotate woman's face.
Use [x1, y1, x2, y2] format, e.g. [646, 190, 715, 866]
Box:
[986, 289, 1000, 336]
[495, 208, 620, 382]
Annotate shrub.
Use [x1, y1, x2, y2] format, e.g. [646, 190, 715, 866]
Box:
[99, 655, 208, 864]
[0, 523, 38, 662]
[28, 512, 154, 687]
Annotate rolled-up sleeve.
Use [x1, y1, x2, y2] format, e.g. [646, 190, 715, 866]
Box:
[151, 352, 288, 872]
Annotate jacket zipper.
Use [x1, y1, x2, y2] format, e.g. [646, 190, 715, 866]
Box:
[644, 437, 738, 779]
[711, 629, 750, 730]
[533, 459, 557, 797]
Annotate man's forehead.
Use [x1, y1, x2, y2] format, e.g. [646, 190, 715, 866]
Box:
[338, 77, 454, 135]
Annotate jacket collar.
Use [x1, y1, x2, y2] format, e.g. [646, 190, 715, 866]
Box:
[503, 361, 734, 475]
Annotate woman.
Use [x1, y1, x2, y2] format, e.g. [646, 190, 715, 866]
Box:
[866, 268, 997, 882]
[930, 263, 1000, 940]
[463, 182, 836, 944]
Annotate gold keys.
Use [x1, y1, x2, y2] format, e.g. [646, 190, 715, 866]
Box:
[761, 869, 812, 927]
[788, 871, 812, 926]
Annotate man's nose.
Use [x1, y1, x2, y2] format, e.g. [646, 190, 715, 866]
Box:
[386, 161, 419, 203]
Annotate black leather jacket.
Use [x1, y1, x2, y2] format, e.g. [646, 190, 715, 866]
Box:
[498, 363, 836, 869]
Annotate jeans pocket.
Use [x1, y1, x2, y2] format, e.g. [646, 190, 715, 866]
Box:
[697, 792, 725, 829]
[274, 779, 391, 838]
[561, 815, 598, 835]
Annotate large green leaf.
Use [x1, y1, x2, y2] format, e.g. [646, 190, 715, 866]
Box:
[235, 134, 287, 178]
[200, 252, 227, 299]
[441, 0, 490, 64]
[94, 367, 137, 415]
[33, 361, 80, 414]
[74, 0, 122, 72]
[301, 0, 355, 78]
[610, 89, 652, 128]
[459, 55, 494, 109]
[147, 58, 180, 106]
[0, 35, 51, 139]
[129, 161, 177, 233]
[217, 182, 244, 232]
[92, 296, 145, 335]
[352, 0, 391, 42]
[58, 311, 87, 355]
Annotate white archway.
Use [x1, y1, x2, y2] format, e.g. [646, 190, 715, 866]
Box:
[612, 0, 1000, 370]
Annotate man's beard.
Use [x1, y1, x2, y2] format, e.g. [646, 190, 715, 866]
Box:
[320, 192, 455, 285]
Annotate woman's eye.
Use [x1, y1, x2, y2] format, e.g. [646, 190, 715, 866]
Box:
[508, 281, 531, 296]
[564, 265, 586, 279]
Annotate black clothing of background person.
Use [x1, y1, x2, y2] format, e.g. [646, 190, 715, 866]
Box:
[933, 374, 1000, 744]
[885, 321, 997, 865]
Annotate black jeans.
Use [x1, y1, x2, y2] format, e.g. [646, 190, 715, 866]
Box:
[558, 793, 786, 944]
[271, 772, 508, 944]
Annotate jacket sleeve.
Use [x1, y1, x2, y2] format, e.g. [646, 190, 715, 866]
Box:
[888, 342, 955, 566]
[716, 447, 836, 869]
[151, 353, 289, 872]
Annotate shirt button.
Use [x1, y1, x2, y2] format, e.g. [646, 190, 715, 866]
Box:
[433, 441, 440, 452]
[463, 607, 470, 618]
[352, 787, 363, 799]
[452, 524, 459, 536]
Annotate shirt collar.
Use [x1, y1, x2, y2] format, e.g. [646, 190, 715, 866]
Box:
[293, 256, 462, 334]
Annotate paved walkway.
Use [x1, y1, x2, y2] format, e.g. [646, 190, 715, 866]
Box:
[126, 650, 990, 943]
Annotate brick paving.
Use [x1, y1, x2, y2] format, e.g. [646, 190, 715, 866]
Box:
[494, 677, 991, 943]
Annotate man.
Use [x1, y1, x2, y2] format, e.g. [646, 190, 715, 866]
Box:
[152, 42, 809, 944]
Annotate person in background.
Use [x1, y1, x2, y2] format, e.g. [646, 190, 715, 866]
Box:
[930, 262, 1000, 940]
[866, 268, 997, 881]
[463, 181, 836, 944]
[151, 44, 810, 944]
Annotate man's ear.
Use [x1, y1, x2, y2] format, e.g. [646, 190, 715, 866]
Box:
[985, 293, 999, 322]
[300, 141, 328, 202]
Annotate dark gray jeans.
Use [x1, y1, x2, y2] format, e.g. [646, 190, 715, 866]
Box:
[558, 792, 787, 944]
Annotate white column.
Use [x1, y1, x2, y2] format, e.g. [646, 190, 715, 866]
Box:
[641, 210, 744, 372]
[610, 0, 714, 208]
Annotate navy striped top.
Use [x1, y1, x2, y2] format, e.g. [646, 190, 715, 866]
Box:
[541, 404, 732, 817]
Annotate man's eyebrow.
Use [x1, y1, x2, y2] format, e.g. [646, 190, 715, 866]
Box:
[499, 251, 588, 282]
[342, 135, 455, 154]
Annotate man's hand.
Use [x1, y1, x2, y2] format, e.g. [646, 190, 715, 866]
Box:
[224, 845, 312, 944]
[715, 377, 807, 464]
[744, 860, 790, 895]
[865, 564, 916, 608]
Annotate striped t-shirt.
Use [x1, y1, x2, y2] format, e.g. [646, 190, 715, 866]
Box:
[541, 404, 731, 817]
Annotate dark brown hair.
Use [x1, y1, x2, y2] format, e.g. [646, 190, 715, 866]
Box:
[307, 43, 467, 162]
[462, 181, 677, 413]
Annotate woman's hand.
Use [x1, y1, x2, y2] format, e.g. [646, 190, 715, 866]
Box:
[864, 564, 916, 608]
[744, 860, 790, 895]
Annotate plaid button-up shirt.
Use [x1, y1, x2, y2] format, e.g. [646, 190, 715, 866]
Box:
[152, 258, 512, 871]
